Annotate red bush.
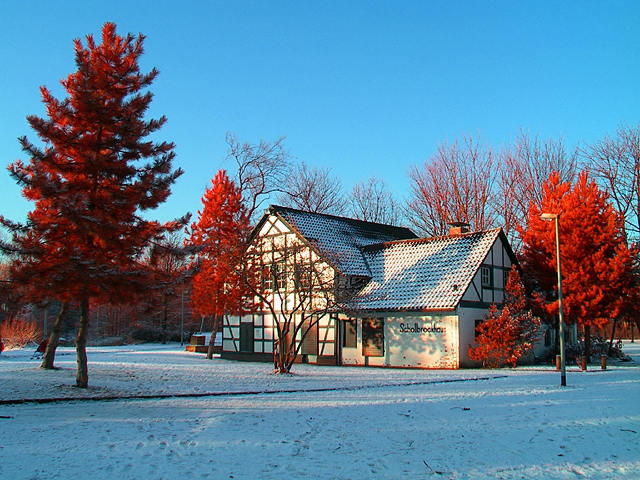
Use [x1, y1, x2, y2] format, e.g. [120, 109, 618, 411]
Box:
[0, 318, 41, 349]
[469, 266, 541, 368]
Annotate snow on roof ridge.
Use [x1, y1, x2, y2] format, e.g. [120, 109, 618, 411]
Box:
[268, 204, 417, 235]
[361, 227, 502, 251]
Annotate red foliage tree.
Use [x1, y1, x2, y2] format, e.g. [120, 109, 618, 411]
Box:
[519, 171, 633, 359]
[187, 170, 254, 359]
[469, 266, 541, 367]
[0, 23, 186, 386]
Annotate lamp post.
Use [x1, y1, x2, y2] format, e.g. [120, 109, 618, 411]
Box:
[540, 213, 566, 387]
[180, 288, 185, 346]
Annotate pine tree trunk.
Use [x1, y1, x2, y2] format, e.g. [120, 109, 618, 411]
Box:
[161, 294, 168, 344]
[41, 302, 68, 370]
[608, 318, 618, 356]
[206, 315, 222, 360]
[584, 325, 591, 363]
[76, 297, 90, 388]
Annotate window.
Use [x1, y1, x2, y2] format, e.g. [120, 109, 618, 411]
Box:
[481, 266, 492, 287]
[362, 317, 384, 357]
[342, 318, 357, 348]
[294, 264, 312, 291]
[266, 262, 287, 291]
[262, 265, 273, 290]
[276, 263, 287, 291]
[474, 319, 484, 340]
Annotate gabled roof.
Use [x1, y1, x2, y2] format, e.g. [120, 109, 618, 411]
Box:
[258, 205, 417, 277]
[346, 228, 505, 312]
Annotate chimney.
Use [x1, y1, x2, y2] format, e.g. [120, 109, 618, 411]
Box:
[448, 222, 470, 235]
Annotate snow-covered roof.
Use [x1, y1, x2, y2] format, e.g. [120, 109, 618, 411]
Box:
[267, 205, 417, 277]
[347, 229, 503, 312]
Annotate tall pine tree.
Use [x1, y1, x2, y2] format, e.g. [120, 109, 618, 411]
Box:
[519, 171, 633, 360]
[187, 170, 254, 359]
[0, 23, 186, 387]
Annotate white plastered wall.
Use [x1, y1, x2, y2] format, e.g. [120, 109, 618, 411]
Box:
[341, 313, 459, 368]
[385, 314, 459, 368]
[457, 307, 489, 367]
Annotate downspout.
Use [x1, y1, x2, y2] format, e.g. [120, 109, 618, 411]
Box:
[336, 314, 342, 366]
[455, 306, 462, 369]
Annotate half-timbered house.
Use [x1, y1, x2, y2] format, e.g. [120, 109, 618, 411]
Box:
[222, 205, 537, 368]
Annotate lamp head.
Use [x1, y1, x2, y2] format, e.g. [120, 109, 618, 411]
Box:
[540, 213, 558, 221]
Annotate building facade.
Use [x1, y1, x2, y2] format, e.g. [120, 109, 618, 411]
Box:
[222, 205, 542, 369]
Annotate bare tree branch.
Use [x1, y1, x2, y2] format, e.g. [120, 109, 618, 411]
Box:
[241, 233, 348, 373]
[348, 176, 401, 225]
[581, 124, 640, 243]
[406, 136, 496, 236]
[225, 133, 291, 221]
[278, 162, 345, 214]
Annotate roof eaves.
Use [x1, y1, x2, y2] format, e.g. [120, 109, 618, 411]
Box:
[345, 306, 458, 314]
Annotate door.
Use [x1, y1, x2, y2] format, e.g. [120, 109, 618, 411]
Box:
[239, 322, 254, 353]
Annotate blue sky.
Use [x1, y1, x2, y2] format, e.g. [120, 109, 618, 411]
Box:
[1, 1, 639, 225]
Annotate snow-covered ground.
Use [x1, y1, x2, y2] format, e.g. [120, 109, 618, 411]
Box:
[1, 342, 638, 480]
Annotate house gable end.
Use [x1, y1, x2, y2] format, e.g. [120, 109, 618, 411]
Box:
[460, 229, 515, 306]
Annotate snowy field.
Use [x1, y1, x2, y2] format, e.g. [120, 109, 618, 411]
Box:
[0, 343, 638, 480]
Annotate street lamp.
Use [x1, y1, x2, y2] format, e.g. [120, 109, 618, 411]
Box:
[540, 213, 566, 387]
[181, 289, 185, 346]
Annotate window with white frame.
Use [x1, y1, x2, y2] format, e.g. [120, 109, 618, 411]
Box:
[275, 262, 287, 291]
[262, 265, 273, 290]
[294, 263, 312, 291]
[481, 266, 492, 287]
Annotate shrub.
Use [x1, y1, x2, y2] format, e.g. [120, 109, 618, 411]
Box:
[0, 318, 42, 349]
[469, 267, 541, 368]
[90, 336, 126, 347]
[128, 326, 164, 343]
[565, 335, 626, 362]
